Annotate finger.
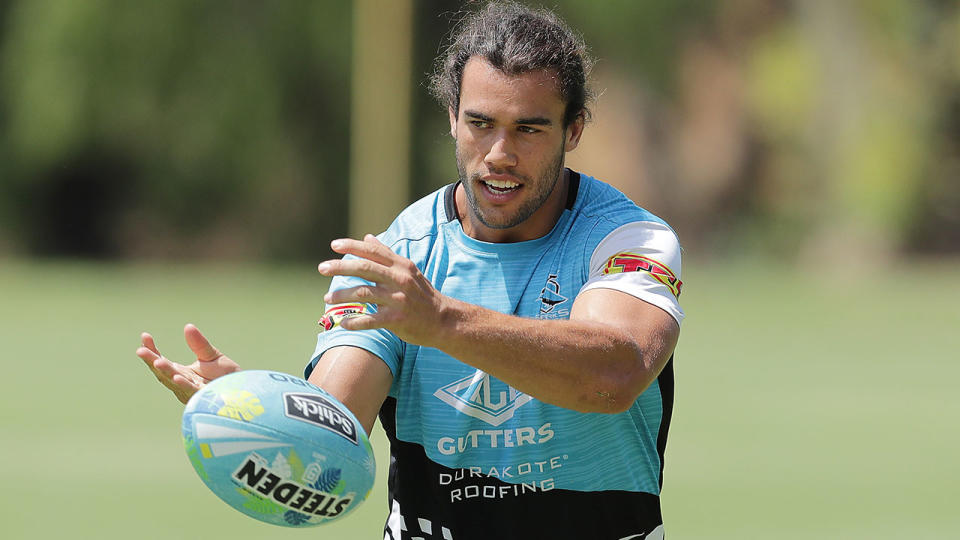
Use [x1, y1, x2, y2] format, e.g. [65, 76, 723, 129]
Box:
[364, 233, 386, 246]
[137, 348, 176, 381]
[136, 344, 204, 404]
[324, 284, 387, 306]
[136, 346, 162, 372]
[330, 236, 397, 267]
[146, 353, 178, 380]
[136, 347, 182, 387]
[338, 314, 382, 331]
[318, 257, 393, 283]
[147, 353, 204, 392]
[157, 364, 202, 402]
[141, 332, 161, 356]
[184, 324, 222, 363]
[170, 373, 202, 391]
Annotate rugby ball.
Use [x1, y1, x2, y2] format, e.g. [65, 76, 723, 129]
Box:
[181, 370, 376, 527]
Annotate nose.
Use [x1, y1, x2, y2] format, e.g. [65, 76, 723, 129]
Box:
[484, 132, 518, 170]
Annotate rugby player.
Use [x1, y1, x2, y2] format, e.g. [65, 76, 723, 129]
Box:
[139, 3, 683, 538]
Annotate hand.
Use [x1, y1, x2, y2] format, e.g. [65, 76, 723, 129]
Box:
[136, 324, 240, 404]
[317, 234, 453, 347]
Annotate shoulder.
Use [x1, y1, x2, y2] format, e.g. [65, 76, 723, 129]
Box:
[569, 173, 680, 254]
[573, 173, 672, 232]
[376, 183, 458, 258]
[571, 173, 685, 318]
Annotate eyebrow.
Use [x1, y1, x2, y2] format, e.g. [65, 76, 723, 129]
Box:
[464, 110, 494, 122]
[516, 116, 552, 126]
[463, 109, 553, 126]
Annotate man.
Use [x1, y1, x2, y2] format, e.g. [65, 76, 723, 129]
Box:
[138, 2, 683, 538]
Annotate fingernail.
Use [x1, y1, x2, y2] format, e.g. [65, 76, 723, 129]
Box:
[331, 239, 344, 250]
[318, 263, 331, 273]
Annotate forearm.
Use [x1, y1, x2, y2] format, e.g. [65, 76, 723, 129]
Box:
[318, 237, 679, 413]
[431, 298, 660, 413]
[307, 345, 393, 436]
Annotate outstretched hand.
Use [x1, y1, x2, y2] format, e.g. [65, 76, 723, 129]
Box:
[317, 234, 454, 348]
[137, 324, 240, 404]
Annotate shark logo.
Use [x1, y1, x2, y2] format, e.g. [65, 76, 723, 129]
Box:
[538, 274, 567, 314]
[434, 371, 533, 426]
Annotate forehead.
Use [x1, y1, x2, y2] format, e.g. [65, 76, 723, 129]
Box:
[458, 56, 564, 120]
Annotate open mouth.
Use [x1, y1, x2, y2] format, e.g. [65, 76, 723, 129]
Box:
[482, 178, 521, 193]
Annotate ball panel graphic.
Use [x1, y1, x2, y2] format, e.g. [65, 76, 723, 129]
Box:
[182, 370, 375, 527]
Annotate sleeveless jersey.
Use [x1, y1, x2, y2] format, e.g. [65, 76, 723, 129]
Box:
[306, 171, 684, 540]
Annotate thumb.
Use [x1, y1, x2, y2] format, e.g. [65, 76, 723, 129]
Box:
[183, 323, 222, 362]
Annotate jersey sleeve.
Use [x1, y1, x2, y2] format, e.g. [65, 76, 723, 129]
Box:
[303, 267, 405, 380]
[579, 221, 684, 325]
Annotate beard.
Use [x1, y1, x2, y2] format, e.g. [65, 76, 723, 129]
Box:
[456, 141, 566, 231]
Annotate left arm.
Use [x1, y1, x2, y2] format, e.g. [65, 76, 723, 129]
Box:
[433, 288, 678, 413]
[318, 235, 679, 413]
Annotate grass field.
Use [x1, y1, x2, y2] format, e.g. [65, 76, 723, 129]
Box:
[1, 257, 957, 539]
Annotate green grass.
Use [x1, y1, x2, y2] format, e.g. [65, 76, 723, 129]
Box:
[1, 258, 957, 539]
[662, 259, 960, 538]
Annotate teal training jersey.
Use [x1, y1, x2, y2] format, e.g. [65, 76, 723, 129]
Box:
[307, 171, 683, 540]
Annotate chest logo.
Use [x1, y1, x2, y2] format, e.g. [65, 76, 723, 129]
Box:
[434, 371, 533, 426]
[538, 274, 568, 315]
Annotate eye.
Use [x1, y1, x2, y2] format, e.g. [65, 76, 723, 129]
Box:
[517, 126, 541, 134]
[470, 120, 491, 129]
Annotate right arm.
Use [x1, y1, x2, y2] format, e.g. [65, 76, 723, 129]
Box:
[305, 346, 393, 435]
[137, 325, 391, 435]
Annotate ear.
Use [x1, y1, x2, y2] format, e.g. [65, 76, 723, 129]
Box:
[564, 111, 585, 152]
[448, 107, 458, 139]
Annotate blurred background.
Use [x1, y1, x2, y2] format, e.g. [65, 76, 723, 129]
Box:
[3, 0, 959, 261]
[1, 1, 957, 538]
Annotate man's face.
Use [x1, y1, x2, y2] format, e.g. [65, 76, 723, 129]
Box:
[450, 57, 583, 242]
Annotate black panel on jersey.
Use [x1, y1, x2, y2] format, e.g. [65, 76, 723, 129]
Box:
[378, 398, 663, 540]
[443, 182, 460, 223]
[565, 170, 580, 210]
[656, 355, 674, 489]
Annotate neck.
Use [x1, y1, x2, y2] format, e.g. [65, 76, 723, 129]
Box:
[456, 168, 570, 243]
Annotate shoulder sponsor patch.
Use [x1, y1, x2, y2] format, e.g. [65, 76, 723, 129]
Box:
[602, 252, 682, 298]
[319, 303, 368, 331]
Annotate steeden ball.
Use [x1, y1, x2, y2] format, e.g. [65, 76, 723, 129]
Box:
[181, 370, 376, 527]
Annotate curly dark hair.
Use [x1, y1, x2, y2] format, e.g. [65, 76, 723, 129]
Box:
[429, 1, 594, 128]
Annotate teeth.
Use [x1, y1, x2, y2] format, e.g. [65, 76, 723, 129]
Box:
[484, 179, 519, 189]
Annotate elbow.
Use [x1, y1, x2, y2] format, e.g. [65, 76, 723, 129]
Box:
[579, 344, 654, 414]
[575, 382, 642, 414]
[592, 380, 649, 414]
[572, 317, 679, 414]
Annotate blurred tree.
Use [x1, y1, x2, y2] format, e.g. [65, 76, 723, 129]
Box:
[558, 0, 960, 260]
[740, 0, 953, 260]
[408, 0, 462, 198]
[1, 0, 957, 261]
[0, 0, 352, 259]
[906, 2, 960, 253]
[557, 0, 716, 95]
